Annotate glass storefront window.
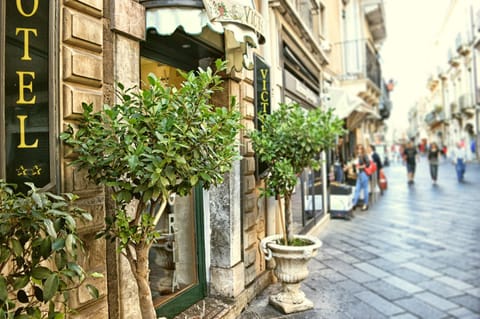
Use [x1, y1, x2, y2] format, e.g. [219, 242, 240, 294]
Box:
[149, 194, 197, 304]
[283, 97, 326, 234]
[140, 57, 200, 306]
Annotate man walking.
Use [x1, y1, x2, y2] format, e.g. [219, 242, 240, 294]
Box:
[403, 141, 419, 185]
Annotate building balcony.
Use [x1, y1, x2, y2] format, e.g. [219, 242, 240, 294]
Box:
[459, 94, 475, 116]
[456, 33, 471, 56]
[448, 56, 461, 68]
[437, 66, 448, 81]
[427, 74, 440, 90]
[335, 39, 382, 105]
[424, 110, 445, 127]
[448, 48, 461, 67]
[362, 0, 386, 45]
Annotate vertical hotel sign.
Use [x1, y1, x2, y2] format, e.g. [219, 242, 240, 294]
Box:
[254, 55, 270, 129]
[5, 0, 50, 192]
[254, 55, 270, 178]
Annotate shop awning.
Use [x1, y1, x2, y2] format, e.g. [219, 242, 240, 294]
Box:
[328, 88, 351, 119]
[145, 1, 265, 71]
[328, 87, 380, 128]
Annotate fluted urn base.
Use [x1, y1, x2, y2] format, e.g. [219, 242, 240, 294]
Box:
[269, 282, 314, 313]
[260, 234, 322, 314]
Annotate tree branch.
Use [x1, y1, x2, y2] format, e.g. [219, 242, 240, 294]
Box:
[152, 195, 168, 227]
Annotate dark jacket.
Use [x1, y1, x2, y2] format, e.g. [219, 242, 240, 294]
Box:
[371, 152, 383, 171]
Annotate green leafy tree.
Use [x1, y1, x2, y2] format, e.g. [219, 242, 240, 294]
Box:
[61, 60, 242, 319]
[0, 180, 99, 319]
[249, 102, 344, 244]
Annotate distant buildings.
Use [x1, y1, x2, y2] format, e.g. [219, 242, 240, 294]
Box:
[0, 0, 391, 318]
[408, 0, 480, 158]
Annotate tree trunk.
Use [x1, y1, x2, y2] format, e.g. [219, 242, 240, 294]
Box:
[134, 244, 157, 319]
[284, 193, 293, 244]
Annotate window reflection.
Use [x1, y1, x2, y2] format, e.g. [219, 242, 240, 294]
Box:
[149, 194, 197, 304]
[140, 57, 198, 305]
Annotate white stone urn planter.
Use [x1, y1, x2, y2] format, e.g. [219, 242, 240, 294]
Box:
[260, 234, 322, 314]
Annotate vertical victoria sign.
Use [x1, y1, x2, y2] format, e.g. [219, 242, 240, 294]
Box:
[5, 0, 50, 193]
[254, 55, 270, 179]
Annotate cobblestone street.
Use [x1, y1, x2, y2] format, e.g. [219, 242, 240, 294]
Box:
[240, 159, 480, 319]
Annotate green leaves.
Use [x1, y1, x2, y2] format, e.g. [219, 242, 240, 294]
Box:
[0, 180, 98, 317]
[61, 59, 242, 250]
[249, 102, 344, 241]
[43, 274, 59, 301]
[250, 102, 345, 197]
[31, 267, 52, 280]
[0, 277, 7, 303]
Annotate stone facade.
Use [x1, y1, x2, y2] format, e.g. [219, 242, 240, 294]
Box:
[60, 0, 108, 317]
[1, 0, 269, 317]
[60, 0, 145, 318]
[208, 69, 267, 301]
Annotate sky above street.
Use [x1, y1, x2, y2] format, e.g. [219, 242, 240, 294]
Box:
[381, 0, 451, 139]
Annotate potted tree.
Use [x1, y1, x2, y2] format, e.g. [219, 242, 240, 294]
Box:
[249, 102, 344, 313]
[0, 180, 100, 318]
[61, 60, 242, 319]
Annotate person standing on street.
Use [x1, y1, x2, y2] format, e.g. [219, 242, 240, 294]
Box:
[428, 142, 440, 184]
[351, 144, 370, 211]
[334, 136, 345, 183]
[366, 144, 383, 194]
[403, 141, 419, 185]
[451, 141, 468, 182]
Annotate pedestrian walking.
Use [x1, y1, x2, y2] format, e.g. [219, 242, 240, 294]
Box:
[366, 144, 383, 194]
[451, 141, 468, 182]
[402, 141, 419, 185]
[351, 144, 370, 211]
[428, 142, 440, 184]
[333, 136, 346, 183]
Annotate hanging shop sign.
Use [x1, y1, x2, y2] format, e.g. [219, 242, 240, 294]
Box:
[202, 0, 265, 39]
[5, 0, 50, 192]
[284, 70, 320, 106]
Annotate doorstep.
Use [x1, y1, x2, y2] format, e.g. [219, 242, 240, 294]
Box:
[173, 270, 273, 319]
[172, 214, 331, 319]
[171, 297, 235, 319]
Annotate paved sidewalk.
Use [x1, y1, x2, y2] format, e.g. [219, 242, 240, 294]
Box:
[239, 159, 480, 319]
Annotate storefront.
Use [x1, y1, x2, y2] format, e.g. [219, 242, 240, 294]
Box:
[139, 28, 222, 318]
[282, 40, 326, 233]
[139, 1, 265, 317]
[2, 1, 266, 318]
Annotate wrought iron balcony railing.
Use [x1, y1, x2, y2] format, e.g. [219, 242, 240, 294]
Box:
[333, 39, 382, 89]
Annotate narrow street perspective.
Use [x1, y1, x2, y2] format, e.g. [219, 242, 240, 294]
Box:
[240, 159, 480, 319]
[2, 1, 480, 319]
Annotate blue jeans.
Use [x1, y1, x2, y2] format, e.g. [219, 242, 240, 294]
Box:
[334, 164, 344, 183]
[429, 163, 438, 181]
[456, 159, 465, 181]
[352, 171, 369, 206]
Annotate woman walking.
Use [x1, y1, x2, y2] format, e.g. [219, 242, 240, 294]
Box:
[351, 144, 370, 211]
[428, 142, 440, 184]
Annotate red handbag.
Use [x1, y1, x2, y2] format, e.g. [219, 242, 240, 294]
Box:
[364, 160, 377, 176]
[379, 169, 388, 190]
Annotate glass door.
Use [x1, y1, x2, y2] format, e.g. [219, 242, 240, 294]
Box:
[140, 57, 207, 318]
